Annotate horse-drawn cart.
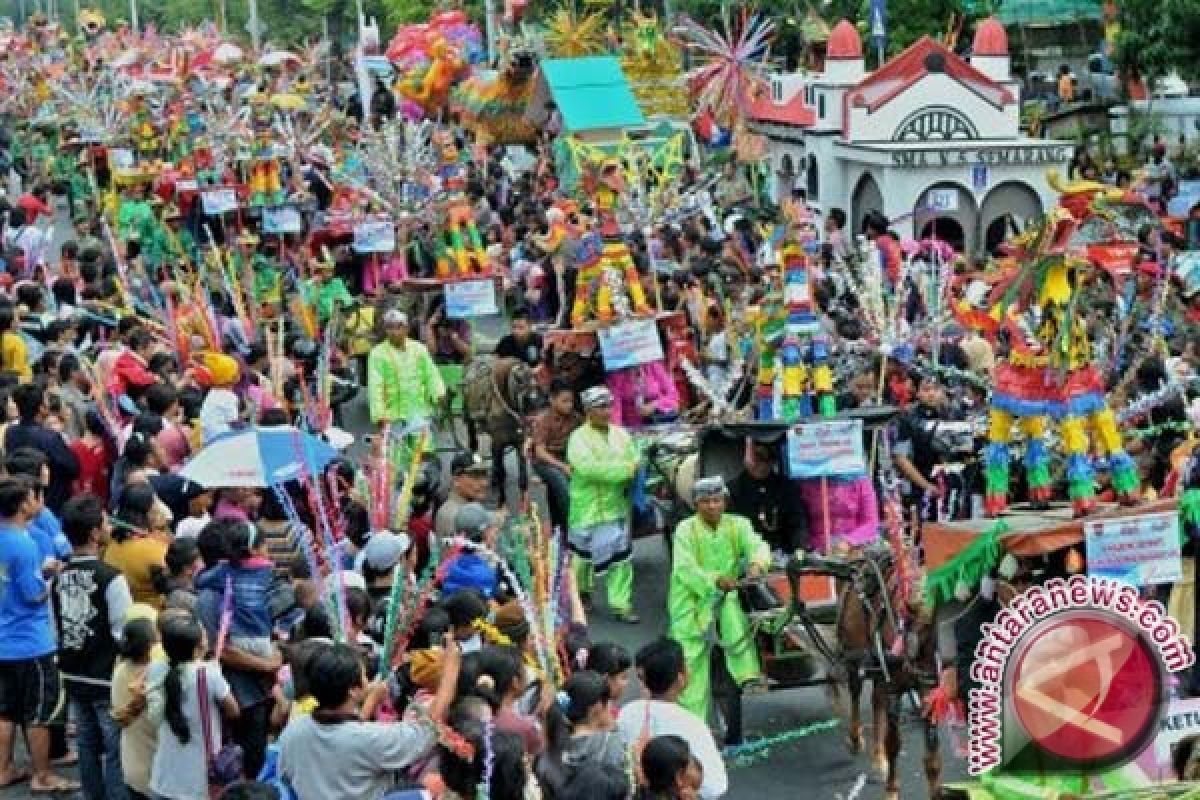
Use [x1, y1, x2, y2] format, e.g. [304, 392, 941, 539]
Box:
[683, 409, 899, 744]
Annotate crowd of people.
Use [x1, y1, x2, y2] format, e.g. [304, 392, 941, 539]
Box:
[0, 11, 1199, 800]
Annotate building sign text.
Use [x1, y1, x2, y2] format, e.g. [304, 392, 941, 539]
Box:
[891, 145, 1070, 168]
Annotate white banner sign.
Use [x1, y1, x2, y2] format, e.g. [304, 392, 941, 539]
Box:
[444, 279, 499, 319]
[786, 420, 866, 479]
[1085, 511, 1183, 587]
[352, 220, 396, 253]
[262, 206, 303, 235]
[201, 188, 239, 215]
[597, 318, 665, 371]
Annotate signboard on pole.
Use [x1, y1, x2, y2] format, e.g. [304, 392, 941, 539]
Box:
[597, 318, 665, 371]
[352, 220, 396, 253]
[1085, 511, 1183, 587]
[262, 206, 303, 235]
[869, 0, 887, 57]
[109, 148, 135, 170]
[444, 279, 499, 319]
[201, 188, 239, 215]
[786, 420, 866, 479]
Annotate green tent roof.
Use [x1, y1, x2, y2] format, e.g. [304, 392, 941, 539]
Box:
[965, 0, 1102, 25]
[540, 57, 646, 133]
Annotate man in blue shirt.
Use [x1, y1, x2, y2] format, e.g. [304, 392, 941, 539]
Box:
[6, 448, 71, 564]
[0, 475, 77, 793]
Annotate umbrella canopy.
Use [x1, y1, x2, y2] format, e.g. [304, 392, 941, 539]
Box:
[180, 426, 339, 488]
[213, 42, 244, 64]
[271, 92, 306, 110]
[110, 48, 141, 68]
[259, 50, 300, 68]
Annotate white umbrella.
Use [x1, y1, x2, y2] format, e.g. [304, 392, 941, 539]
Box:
[110, 48, 141, 68]
[213, 42, 244, 64]
[179, 426, 340, 488]
[258, 50, 300, 68]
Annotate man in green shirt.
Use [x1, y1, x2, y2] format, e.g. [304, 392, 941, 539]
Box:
[367, 309, 445, 428]
[566, 386, 641, 623]
[668, 475, 771, 719]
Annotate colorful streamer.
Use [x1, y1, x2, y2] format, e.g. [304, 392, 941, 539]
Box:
[721, 719, 840, 768]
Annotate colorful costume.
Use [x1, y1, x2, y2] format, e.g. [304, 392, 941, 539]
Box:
[301, 276, 354, 324]
[668, 512, 770, 718]
[366, 339, 446, 425]
[566, 422, 640, 614]
[432, 130, 488, 277]
[754, 236, 835, 421]
[247, 95, 283, 207]
[569, 159, 651, 326]
[955, 202, 1139, 516]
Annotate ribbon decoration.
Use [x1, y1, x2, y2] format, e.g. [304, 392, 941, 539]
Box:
[721, 719, 841, 768]
[1118, 376, 1200, 424]
[385, 542, 465, 673]
[924, 520, 1008, 607]
[1126, 420, 1195, 439]
[446, 536, 559, 682]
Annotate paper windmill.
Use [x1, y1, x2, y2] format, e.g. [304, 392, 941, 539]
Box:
[679, 10, 775, 126]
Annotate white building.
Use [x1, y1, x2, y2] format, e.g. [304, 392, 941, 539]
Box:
[750, 18, 1074, 258]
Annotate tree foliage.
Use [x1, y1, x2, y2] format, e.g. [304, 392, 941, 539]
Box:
[1115, 0, 1200, 86]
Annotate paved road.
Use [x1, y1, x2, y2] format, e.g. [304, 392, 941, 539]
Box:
[587, 535, 970, 800]
[1, 380, 969, 800]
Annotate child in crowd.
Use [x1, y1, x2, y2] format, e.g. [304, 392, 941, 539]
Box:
[147, 612, 240, 800]
[194, 520, 279, 661]
[111, 616, 161, 800]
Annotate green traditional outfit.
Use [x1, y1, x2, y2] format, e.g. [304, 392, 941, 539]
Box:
[566, 422, 640, 615]
[668, 512, 771, 718]
[367, 338, 445, 425]
[302, 277, 355, 324]
[116, 198, 155, 244]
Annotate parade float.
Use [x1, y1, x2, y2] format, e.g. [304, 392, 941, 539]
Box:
[620, 12, 690, 118]
[953, 194, 1141, 517]
[387, 11, 484, 118]
[453, 36, 540, 145]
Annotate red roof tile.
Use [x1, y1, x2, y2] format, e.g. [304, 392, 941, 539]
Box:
[747, 89, 816, 127]
[848, 35, 1014, 113]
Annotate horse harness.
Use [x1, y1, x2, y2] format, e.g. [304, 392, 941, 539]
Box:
[837, 547, 936, 691]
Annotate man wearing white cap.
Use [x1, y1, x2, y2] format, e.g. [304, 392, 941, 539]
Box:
[668, 475, 771, 718]
[367, 309, 445, 431]
[566, 386, 641, 622]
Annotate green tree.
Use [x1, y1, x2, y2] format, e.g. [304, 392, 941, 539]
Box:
[1115, 0, 1200, 89]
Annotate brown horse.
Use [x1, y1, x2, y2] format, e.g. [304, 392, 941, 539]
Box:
[834, 546, 941, 800]
[462, 355, 544, 499]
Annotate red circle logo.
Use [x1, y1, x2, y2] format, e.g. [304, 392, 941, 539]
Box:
[1010, 612, 1162, 765]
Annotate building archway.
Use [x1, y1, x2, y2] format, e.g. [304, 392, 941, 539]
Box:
[915, 182, 978, 255]
[979, 181, 1044, 255]
[851, 173, 883, 234]
[919, 218, 967, 252]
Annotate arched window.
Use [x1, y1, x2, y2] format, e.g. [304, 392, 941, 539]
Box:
[818, 93, 826, 120]
[807, 154, 819, 201]
[892, 106, 979, 141]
